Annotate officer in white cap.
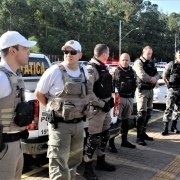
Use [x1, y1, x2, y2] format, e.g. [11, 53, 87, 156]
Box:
[35, 40, 92, 180]
[0, 31, 36, 180]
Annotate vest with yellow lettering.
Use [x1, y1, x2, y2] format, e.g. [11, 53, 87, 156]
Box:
[0, 66, 25, 132]
[47, 64, 92, 119]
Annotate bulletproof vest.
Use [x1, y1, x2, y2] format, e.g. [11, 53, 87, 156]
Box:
[91, 63, 112, 99]
[48, 64, 92, 119]
[169, 62, 180, 88]
[0, 66, 25, 132]
[137, 59, 157, 87]
[115, 66, 136, 97]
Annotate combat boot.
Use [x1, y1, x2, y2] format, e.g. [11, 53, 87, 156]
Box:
[121, 120, 136, 148]
[136, 138, 147, 146]
[108, 137, 117, 153]
[121, 140, 136, 148]
[95, 155, 116, 171]
[171, 120, 179, 134]
[161, 122, 169, 136]
[143, 127, 153, 141]
[83, 161, 98, 180]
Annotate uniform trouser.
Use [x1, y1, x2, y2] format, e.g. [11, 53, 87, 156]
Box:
[84, 109, 111, 162]
[47, 121, 84, 180]
[163, 88, 180, 122]
[118, 97, 133, 120]
[136, 89, 153, 137]
[117, 97, 134, 141]
[0, 140, 23, 180]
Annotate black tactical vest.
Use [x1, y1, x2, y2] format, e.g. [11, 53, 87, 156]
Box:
[140, 59, 157, 77]
[115, 66, 136, 98]
[91, 63, 112, 99]
[137, 59, 157, 89]
[168, 62, 180, 88]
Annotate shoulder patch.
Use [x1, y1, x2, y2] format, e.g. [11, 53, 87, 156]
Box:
[87, 69, 93, 77]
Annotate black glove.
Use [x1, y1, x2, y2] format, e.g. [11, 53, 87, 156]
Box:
[110, 97, 114, 108]
[102, 101, 111, 112]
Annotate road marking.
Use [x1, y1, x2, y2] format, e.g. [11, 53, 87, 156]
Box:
[21, 164, 49, 179]
[115, 114, 163, 139]
[150, 155, 180, 180]
[21, 114, 164, 179]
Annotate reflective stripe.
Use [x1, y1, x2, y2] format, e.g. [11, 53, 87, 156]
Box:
[1, 108, 14, 113]
[3, 127, 10, 132]
[2, 120, 11, 124]
[2, 114, 13, 118]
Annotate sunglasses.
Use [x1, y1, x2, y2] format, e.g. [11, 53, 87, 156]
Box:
[63, 50, 79, 55]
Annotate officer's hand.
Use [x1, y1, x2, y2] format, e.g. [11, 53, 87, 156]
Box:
[102, 101, 111, 112]
[109, 97, 114, 108]
[155, 83, 159, 88]
[150, 77, 157, 84]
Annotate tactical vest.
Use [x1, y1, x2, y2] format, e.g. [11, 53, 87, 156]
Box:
[115, 66, 136, 98]
[91, 63, 112, 99]
[168, 61, 180, 88]
[48, 64, 92, 119]
[0, 66, 25, 133]
[137, 59, 157, 88]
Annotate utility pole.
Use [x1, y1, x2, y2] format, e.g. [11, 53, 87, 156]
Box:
[175, 34, 177, 56]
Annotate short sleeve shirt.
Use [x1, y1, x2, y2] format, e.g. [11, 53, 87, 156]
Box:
[0, 60, 17, 99]
[36, 62, 89, 96]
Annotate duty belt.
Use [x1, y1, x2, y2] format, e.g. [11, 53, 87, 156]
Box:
[54, 117, 83, 123]
[120, 93, 133, 98]
[3, 132, 21, 143]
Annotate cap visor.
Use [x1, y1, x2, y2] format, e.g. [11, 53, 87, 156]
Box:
[20, 40, 37, 47]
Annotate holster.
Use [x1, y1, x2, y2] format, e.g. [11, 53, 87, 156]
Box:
[43, 110, 57, 129]
[0, 125, 5, 152]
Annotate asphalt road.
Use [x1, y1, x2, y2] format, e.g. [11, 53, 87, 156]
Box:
[22, 105, 166, 176]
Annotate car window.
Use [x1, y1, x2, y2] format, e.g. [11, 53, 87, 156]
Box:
[21, 57, 50, 77]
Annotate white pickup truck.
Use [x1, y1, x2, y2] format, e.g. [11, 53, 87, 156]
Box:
[16, 54, 120, 159]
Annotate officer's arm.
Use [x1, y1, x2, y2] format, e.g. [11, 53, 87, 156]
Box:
[133, 60, 151, 82]
[86, 65, 105, 108]
[150, 67, 158, 84]
[163, 64, 171, 85]
[162, 73, 168, 85]
[34, 89, 47, 107]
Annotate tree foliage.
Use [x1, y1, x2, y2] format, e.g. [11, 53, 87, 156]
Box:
[0, 0, 179, 62]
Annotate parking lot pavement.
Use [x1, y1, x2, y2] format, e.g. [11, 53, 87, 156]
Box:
[22, 109, 180, 180]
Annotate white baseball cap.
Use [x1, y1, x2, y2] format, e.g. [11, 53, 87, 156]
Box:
[61, 40, 81, 52]
[0, 31, 36, 50]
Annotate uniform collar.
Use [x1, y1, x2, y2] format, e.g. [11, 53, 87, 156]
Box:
[0, 59, 17, 76]
[90, 57, 105, 66]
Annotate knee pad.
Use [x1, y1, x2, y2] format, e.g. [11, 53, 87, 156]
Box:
[97, 129, 110, 152]
[89, 134, 101, 147]
[100, 129, 110, 142]
[84, 134, 101, 159]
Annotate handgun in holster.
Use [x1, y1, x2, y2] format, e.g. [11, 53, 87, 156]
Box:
[0, 125, 5, 152]
[43, 109, 57, 129]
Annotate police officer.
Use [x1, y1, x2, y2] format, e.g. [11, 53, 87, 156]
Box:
[108, 53, 136, 153]
[35, 40, 92, 180]
[0, 31, 36, 180]
[161, 49, 180, 135]
[83, 44, 116, 180]
[133, 46, 159, 146]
